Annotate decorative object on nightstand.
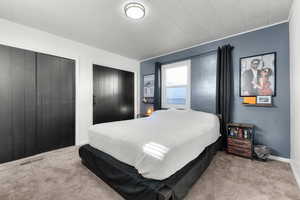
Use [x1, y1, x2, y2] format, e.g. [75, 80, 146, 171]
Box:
[227, 123, 254, 159]
[146, 107, 153, 116]
[142, 97, 154, 104]
[137, 107, 153, 118]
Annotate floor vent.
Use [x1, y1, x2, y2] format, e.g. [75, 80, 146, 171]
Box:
[19, 157, 44, 166]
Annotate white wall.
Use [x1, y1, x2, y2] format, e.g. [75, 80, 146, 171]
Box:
[290, 0, 300, 186]
[0, 18, 140, 145]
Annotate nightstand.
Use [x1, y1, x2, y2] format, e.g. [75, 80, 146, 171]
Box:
[227, 123, 254, 159]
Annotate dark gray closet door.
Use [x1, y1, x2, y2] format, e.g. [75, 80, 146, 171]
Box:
[37, 53, 75, 153]
[0, 45, 13, 163]
[93, 65, 134, 124]
[0, 46, 36, 163]
[11, 48, 36, 159]
[59, 58, 76, 147]
[119, 70, 134, 120]
[93, 65, 119, 124]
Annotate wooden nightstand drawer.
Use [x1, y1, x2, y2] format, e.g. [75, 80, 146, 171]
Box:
[227, 138, 251, 148]
[227, 146, 252, 158]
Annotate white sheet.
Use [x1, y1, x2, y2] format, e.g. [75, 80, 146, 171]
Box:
[88, 109, 220, 180]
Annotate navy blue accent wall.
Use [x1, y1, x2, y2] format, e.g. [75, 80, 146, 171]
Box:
[140, 23, 290, 158]
[191, 52, 218, 113]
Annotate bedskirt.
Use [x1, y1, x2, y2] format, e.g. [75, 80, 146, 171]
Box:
[79, 137, 222, 200]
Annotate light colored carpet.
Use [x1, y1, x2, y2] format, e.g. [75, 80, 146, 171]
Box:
[0, 146, 299, 200]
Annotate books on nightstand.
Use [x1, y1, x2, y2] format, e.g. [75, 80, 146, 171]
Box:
[228, 126, 252, 140]
[227, 123, 254, 159]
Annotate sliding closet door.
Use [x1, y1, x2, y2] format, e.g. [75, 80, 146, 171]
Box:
[0, 46, 36, 163]
[93, 65, 134, 124]
[119, 70, 134, 120]
[11, 48, 37, 159]
[93, 66, 118, 124]
[0, 46, 13, 163]
[59, 58, 76, 147]
[37, 54, 75, 153]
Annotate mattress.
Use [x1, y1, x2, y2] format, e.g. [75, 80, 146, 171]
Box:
[88, 109, 220, 180]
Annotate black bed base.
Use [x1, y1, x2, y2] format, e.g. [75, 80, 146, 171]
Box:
[79, 138, 222, 200]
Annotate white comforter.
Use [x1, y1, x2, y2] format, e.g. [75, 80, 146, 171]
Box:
[88, 109, 220, 180]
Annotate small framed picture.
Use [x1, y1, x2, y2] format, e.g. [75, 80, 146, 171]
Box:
[143, 74, 155, 98]
[257, 96, 272, 104]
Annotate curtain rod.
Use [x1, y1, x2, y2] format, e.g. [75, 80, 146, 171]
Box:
[159, 48, 218, 66]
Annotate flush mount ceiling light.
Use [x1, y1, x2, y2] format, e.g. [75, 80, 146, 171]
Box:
[124, 2, 145, 20]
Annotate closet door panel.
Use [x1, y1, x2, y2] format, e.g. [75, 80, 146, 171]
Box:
[93, 66, 119, 124]
[112, 68, 120, 121]
[59, 58, 75, 147]
[23, 51, 37, 156]
[37, 54, 60, 153]
[93, 66, 103, 124]
[11, 48, 36, 159]
[124, 72, 134, 119]
[118, 70, 126, 121]
[11, 48, 25, 159]
[37, 54, 75, 153]
[0, 46, 13, 163]
[118, 71, 134, 120]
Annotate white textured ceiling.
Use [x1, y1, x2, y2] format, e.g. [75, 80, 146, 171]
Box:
[0, 0, 292, 60]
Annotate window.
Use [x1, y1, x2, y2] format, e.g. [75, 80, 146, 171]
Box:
[161, 60, 191, 109]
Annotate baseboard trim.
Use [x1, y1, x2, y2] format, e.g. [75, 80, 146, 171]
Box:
[291, 161, 300, 188]
[269, 156, 300, 188]
[269, 155, 290, 163]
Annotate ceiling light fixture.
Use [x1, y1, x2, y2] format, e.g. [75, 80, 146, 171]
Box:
[124, 2, 145, 20]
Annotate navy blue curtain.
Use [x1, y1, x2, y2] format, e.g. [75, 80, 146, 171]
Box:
[216, 45, 234, 147]
[154, 62, 162, 110]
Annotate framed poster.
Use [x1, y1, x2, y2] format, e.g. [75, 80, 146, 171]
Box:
[240, 52, 276, 97]
[143, 74, 155, 98]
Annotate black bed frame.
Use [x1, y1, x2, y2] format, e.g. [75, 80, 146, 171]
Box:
[79, 137, 222, 200]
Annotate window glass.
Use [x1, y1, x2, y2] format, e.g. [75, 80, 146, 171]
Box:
[161, 60, 190, 109]
[165, 66, 187, 86]
[166, 87, 187, 105]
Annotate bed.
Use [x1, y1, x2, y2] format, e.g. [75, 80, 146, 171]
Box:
[79, 109, 222, 200]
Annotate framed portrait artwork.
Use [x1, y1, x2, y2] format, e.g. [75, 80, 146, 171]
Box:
[240, 52, 276, 97]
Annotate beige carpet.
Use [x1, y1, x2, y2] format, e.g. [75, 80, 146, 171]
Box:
[0, 146, 299, 200]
